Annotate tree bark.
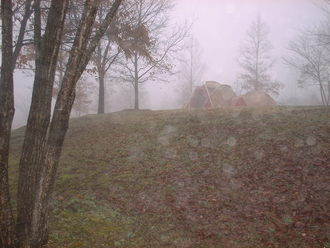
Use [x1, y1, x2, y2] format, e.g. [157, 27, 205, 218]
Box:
[98, 73, 105, 114]
[1, 0, 122, 247]
[134, 53, 139, 110]
[27, 0, 122, 246]
[16, 1, 69, 247]
[0, 1, 17, 247]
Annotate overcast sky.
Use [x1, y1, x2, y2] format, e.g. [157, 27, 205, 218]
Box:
[139, 0, 323, 108]
[172, 0, 323, 83]
[12, 0, 326, 127]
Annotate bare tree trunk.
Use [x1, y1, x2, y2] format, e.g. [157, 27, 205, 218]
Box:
[95, 43, 106, 114]
[98, 73, 105, 114]
[27, 0, 122, 246]
[319, 78, 326, 106]
[0, 1, 17, 247]
[12, 0, 33, 69]
[134, 53, 139, 110]
[29, 1, 98, 245]
[134, 80, 139, 110]
[16, 1, 69, 247]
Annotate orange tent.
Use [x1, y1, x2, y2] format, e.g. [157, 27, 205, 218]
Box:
[185, 81, 236, 109]
[230, 96, 247, 106]
[241, 91, 276, 107]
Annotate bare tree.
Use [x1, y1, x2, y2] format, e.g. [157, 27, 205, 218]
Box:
[12, 0, 33, 69]
[91, 1, 123, 114]
[0, 0, 123, 247]
[117, 0, 188, 110]
[238, 16, 281, 96]
[70, 0, 140, 114]
[93, 40, 120, 114]
[177, 36, 205, 105]
[285, 30, 330, 106]
[0, 1, 16, 247]
[283, 0, 330, 106]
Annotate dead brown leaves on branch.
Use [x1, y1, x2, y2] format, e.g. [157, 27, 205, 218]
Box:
[120, 24, 153, 60]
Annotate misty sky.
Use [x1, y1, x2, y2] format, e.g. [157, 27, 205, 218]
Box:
[146, 0, 324, 107]
[12, 0, 326, 127]
[173, 0, 323, 82]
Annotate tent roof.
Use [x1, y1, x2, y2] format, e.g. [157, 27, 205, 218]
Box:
[185, 81, 236, 109]
[241, 91, 277, 106]
[231, 96, 247, 106]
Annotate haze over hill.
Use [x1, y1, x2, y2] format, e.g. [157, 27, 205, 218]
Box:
[12, 0, 326, 128]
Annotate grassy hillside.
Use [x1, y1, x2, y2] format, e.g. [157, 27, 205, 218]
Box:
[9, 106, 330, 248]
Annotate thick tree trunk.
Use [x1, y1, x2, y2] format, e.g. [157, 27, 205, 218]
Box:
[0, 1, 17, 247]
[26, 1, 122, 246]
[1, 0, 121, 247]
[16, 1, 69, 247]
[98, 73, 105, 114]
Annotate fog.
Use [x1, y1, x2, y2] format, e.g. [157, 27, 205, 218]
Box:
[174, 0, 321, 84]
[146, 0, 325, 108]
[12, 0, 325, 128]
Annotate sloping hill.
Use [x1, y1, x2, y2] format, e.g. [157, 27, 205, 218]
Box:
[10, 107, 330, 248]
